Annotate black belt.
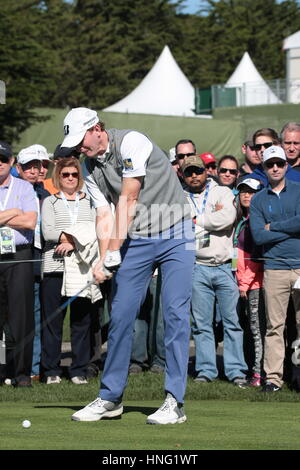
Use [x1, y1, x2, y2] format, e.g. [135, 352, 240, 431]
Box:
[16, 244, 31, 251]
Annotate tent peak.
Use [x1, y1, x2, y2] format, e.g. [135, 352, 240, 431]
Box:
[103, 45, 196, 117]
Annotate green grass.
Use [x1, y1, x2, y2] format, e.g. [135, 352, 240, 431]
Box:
[1, 374, 300, 450]
[0, 400, 299, 450]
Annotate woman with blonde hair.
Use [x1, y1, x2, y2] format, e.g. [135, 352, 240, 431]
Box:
[41, 157, 101, 385]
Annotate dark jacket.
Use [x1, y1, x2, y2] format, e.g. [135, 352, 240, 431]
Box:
[246, 164, 300, 186]
[250, 179, 300, 269]
[33, 182, 50, 277]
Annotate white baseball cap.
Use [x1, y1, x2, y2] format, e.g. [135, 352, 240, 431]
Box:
[237, 178, 261, 191]
[263, 145, 286, 163]
[61, 107, 99, 148]
[17, 144, 50, 165]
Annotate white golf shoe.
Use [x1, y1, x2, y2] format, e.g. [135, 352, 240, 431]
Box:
[71, 397, 123, 422]
[146, 393, 187, 425]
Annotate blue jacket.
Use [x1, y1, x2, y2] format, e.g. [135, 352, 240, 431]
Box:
[247, 164, 300, 186]
[250, 179, 300, 269]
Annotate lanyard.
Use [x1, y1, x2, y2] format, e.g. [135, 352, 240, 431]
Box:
[189, 182, 210, 216]
[0, 177, 14, 211]
[60, 191, 80, 225]
[34, 194, 41, 250]
[233, 216, 248, 247]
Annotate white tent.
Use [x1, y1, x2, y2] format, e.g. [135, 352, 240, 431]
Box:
[225, 52, 281, 106]
[283, 30, 300, 50]
[283, 31, 300, 103]
[103, 45, 196, 117]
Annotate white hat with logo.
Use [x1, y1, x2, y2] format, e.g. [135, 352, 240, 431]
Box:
[61, 107, 99, 148]
[263, 145, 287, 163]
[17, 144, 50, 165]
[237, 178, 261, 191]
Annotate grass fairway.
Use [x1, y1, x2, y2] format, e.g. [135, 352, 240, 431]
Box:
[1, 374, 300, 450]
[0, 400, 299, 450]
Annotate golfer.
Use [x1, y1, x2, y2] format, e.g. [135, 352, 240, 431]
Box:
[62, 108, 195, 424]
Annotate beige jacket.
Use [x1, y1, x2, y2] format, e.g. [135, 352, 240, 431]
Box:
[61, 222, 102, 303]
[185, 179, 236, 266]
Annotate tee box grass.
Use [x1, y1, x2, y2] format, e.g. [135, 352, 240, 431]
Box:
[1, 374, 300, 450]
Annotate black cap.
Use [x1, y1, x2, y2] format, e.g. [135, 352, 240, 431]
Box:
[0, 141, 12, 158]
[53, 144, 80, 159]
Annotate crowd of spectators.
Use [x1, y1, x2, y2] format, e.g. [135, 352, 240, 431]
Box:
[1, 120, 300, 399]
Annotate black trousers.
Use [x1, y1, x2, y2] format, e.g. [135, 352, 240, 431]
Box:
[0, 246, 34, 382]
[41, 274, 92, 378]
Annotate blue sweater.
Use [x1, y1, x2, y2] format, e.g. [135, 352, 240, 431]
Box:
[250, 179, 300, 269]
[247, 164, 300, 186]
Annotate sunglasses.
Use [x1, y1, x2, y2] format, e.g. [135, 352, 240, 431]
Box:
[0, 155, 10, 164]
[253, 142, 273, 151]
[219, 168, 238, 175]
[264, 160, 286, 169]
[60, 172, 79, 178]
[206, 163, 216, 169]
[184, 167, 205, 177]
[21, 162, 41, 171]
[176, 152, 195, 160]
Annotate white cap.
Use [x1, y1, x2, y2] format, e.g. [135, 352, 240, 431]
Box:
[237, 178, 261, 191]
[263, 145, 286, 163]
[169, 147, 176, 163]
[61, 107, 99, 148]
[17, 144, 50, 165]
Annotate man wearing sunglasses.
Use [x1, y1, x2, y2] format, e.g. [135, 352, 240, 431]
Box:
[0, 141, 38, 388]
[174, 139, 197, 183]
[183, 156, 247, 388]
[243, 128, 300, 186]
[239, 139, 261, 177]
[200, 152, 218, 178]
[250, 145, 300, 392]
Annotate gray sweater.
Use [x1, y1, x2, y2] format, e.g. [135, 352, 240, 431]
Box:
[84, 129, 191, 236]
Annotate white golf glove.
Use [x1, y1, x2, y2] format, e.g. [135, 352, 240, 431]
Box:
[103, 249, 122, 274]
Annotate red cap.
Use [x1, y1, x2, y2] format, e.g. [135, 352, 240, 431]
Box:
[200, 153, 216, 165]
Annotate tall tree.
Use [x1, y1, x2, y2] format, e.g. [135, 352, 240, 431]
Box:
[0, 0, 60, 143]
[62, 0, 182, 108]
[190, 0, 300, 86]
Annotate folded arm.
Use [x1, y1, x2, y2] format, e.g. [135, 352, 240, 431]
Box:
[6, 211, 37, 230]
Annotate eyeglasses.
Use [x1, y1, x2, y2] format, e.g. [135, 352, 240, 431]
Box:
[206, 163, 216, 169]
[60, 172, 79, 178]
[0, 156, 10, 164]
[183, 167, 205, 177]
[176, 152, 195, 160]
[264, 160, 286, 169]
[253, 142, 273, 151]
[283, 141, 300, 147]
[218, 168, 238, 175]
[21, 163, 41, 171]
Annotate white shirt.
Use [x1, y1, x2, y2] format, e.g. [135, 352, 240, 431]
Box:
[83, 131, 153, 208]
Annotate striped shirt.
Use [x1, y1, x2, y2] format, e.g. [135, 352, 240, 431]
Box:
[41, 193, 95, 273]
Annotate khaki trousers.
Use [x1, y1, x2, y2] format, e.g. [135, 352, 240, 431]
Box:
[263, 269, 300, 387]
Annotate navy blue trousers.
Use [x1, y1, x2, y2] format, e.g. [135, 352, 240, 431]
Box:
[99, 220, 195, 403]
